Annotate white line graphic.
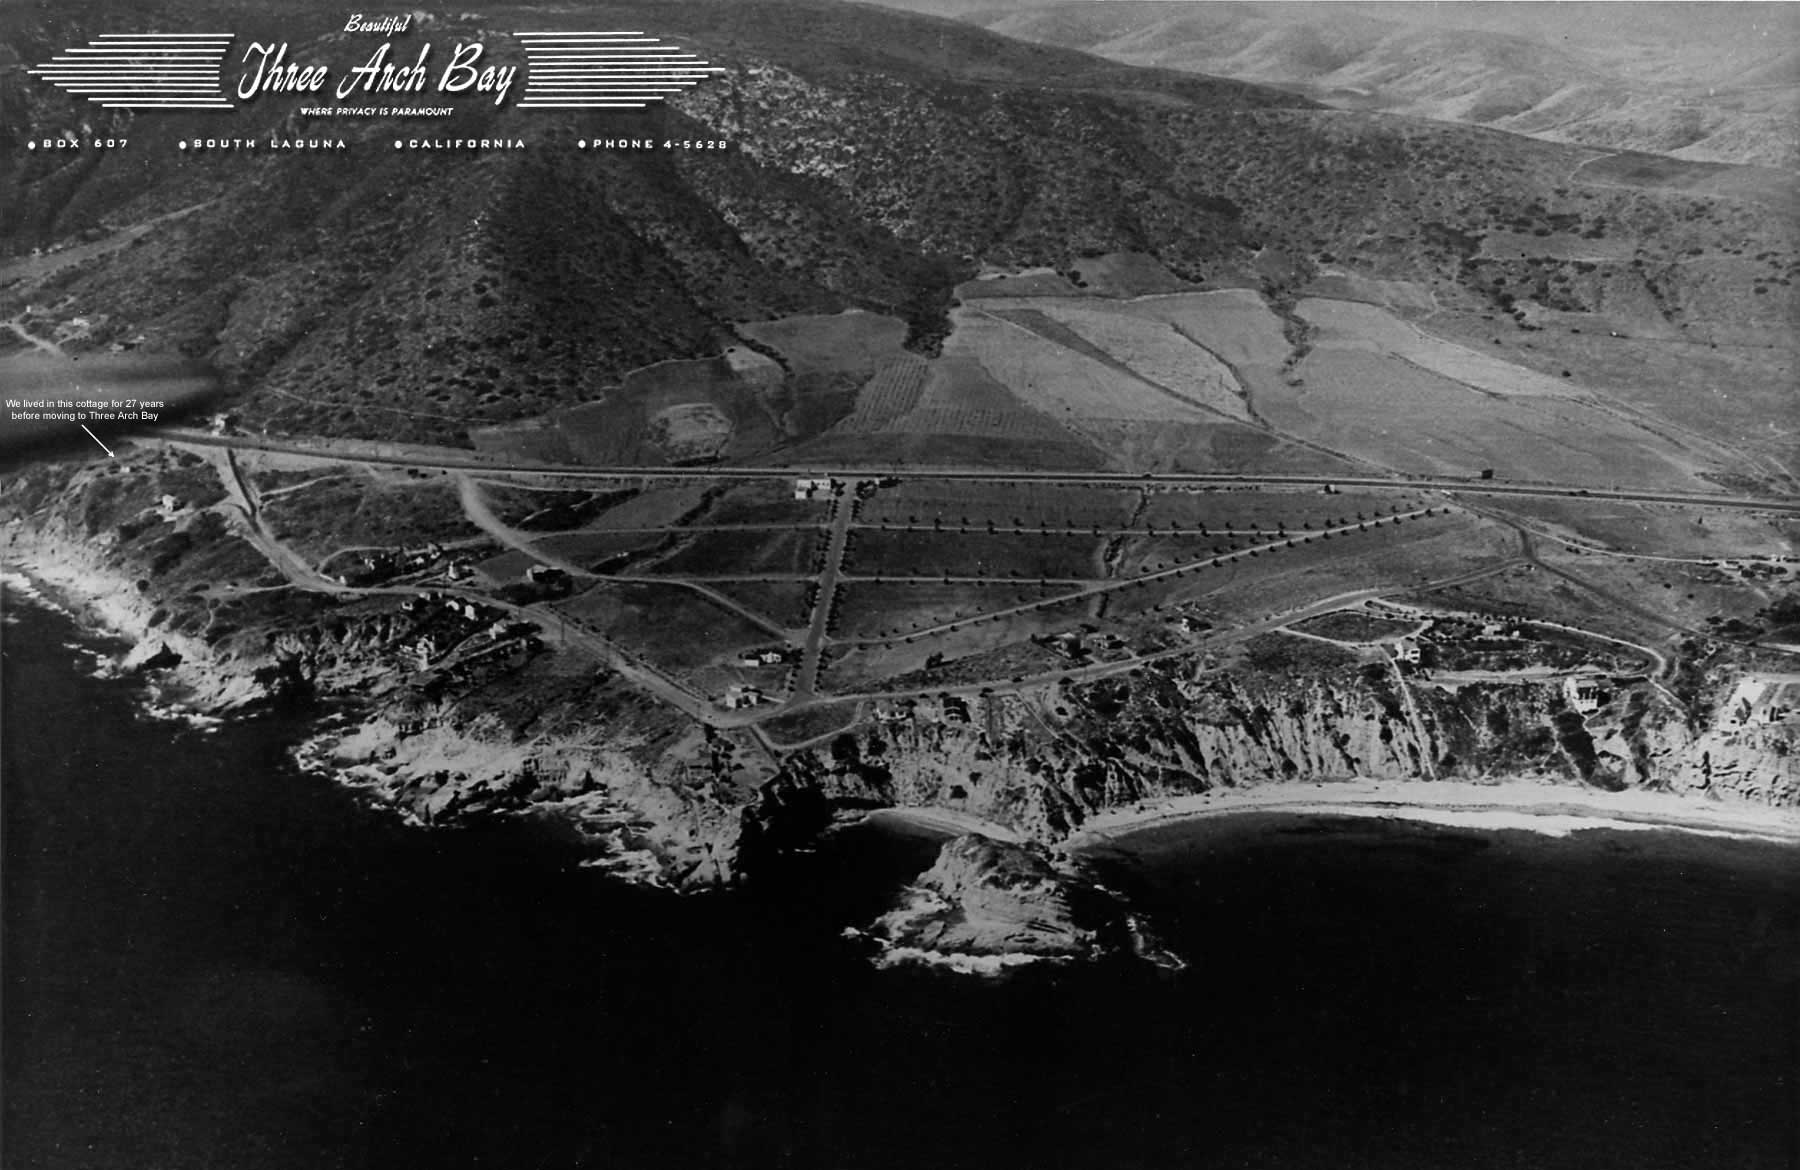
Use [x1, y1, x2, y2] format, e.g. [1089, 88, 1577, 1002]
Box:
[517, 32, 722, 108]
[27, 34, 235, 109]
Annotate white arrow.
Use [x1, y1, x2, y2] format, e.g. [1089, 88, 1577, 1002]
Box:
[80, 424, 115, 458]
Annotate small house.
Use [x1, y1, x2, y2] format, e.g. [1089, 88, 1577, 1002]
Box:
[1563, 676, 1606, 715]
[724, 684, 764, 710]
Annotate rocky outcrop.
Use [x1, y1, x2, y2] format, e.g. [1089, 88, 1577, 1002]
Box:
[862, 835, 1133, 969]
[7, 452, 1795, 897]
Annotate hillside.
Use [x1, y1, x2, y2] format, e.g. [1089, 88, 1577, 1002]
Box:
[2, 0, 1794, 464]
[888, 0, 1800, 171]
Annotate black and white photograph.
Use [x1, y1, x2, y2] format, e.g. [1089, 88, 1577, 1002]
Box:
[2, 1, 1796, 1166]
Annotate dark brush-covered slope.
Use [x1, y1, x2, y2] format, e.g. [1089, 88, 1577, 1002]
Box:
[3, 0, 1793, 451]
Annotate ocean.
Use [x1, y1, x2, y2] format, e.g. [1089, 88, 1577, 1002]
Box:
[3, 584, 1796, 1169]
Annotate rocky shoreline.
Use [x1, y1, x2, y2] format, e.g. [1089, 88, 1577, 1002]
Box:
[6, 452, 1799, 975]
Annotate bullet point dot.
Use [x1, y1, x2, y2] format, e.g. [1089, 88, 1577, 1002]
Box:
[26, 142, 35, 150]
[177, 141, 187, 150]
[577, 139, 587, 149]
[394, 139, 404, 149]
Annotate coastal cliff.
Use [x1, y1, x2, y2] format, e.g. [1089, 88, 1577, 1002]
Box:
[5, 450, 1797, 899]
[746, 662, 1798, 861]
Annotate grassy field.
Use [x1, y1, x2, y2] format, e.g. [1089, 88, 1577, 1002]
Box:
[1068, 252, 1195, 297]
[1136, 488, 1416, 531]
[469, 356, 787, 467]
[259, 471, 482, 562]
[1263, 346, 1720, 488]
[954, 269, 1083, 300]
[651, 528, 824, 577]
[847, 529, 1106, 580]
[584, 484, 719, 531]
[533, 531, 669, 571]
[1111, 535, 1254, 577]
[833, 581, 1072, 640]
[1480, 498, 1800, 559]
[1401, 313, 1795, 489]
[705, 580, 813, 629]
[474, 482, 638, 531]
[1406, 564, 1671, 650]
[700, 481, 833, 526]
[1179, 511, 1519, 625]
[761, 701, 865, 747]
[1292, 609, 1422, 643]
[739, 310, 909, 376]
[556, 584, 772, 673]
[1531, 548, 1790, 641]
[859, 481, 1139, 529]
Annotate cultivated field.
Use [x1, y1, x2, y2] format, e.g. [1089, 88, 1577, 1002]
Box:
[1296, 298, 1585, 399]
[830, 355, 931, 434]
[1018, 301, 1253, 420]
[1129, 289, 1292, 368]
[1263, 347, 1720, 488]
[942, 308, 1215, 423]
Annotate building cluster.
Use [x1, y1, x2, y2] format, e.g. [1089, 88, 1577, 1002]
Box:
[334, 543, 447, 587]
[734, 648, 792, 669]
[399, 593, 530, 670]
[723, 684, 765, 710]
[793, 477, 835, 501]
[1722, 677, 1797, 728]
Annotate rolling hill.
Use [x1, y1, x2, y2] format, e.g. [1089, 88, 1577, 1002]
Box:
[880, 0, 1800, 170]
[2, 0, 1794, 469]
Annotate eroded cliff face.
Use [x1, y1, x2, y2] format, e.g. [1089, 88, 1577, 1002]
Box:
[747, 664, 1799, 860]
[6, 454, 1795, 893]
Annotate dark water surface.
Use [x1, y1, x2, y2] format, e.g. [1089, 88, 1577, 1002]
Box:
[4, 588, 1796, 1169]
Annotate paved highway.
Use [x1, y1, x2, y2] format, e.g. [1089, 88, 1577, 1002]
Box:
[148, 430, 1800, 517]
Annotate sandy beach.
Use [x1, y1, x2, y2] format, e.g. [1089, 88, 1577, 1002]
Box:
[861, 806, 1026, 843]
[1064, 778, 1800, 850]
